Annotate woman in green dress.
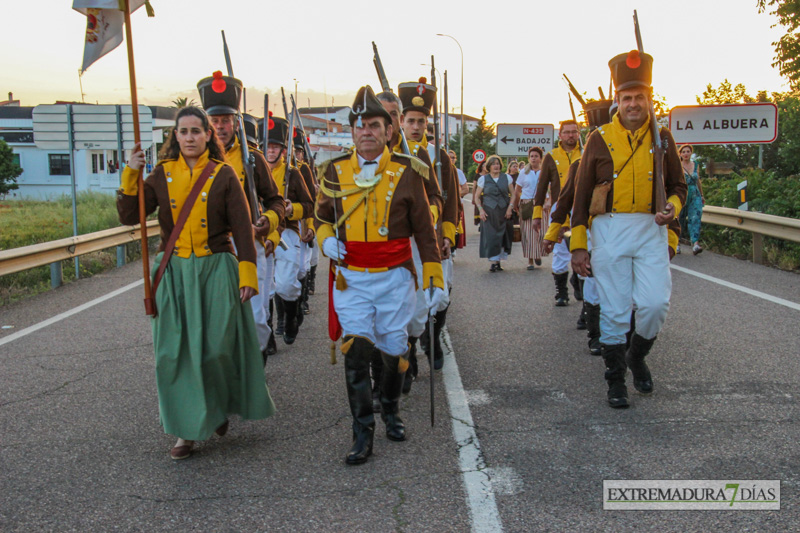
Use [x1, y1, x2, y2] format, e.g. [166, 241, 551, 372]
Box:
[117, 106, 275, 460]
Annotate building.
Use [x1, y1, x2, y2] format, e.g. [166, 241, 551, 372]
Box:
[0, 104, 177, 199]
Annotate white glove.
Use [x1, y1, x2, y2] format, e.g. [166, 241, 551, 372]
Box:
[424, 287, 446, 316]
[322, 237, 347, 261]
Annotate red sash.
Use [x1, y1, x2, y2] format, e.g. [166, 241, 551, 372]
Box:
[344, 239, 412, 269]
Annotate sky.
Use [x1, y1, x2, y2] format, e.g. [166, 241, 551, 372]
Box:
[1, 0, 789, 128]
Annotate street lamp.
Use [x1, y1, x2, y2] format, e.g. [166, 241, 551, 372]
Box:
[437, 33, 463, 170]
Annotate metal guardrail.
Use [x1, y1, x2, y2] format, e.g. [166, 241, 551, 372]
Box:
[701, 205, 800, 264]
[0, 220, 160, 285]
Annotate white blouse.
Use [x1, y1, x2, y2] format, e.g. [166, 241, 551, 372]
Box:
[515, 168, 540, 200]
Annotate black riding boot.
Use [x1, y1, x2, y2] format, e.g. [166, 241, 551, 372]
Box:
[275, 296, 285, 336]
[432, 308, 447, 370]
[307, 265, 317, 295]
[299, 274, 310, 318]
[402, 336, 418, 394]
[370, 347, 383, 413]
[343, 336, 375, 465]
[602, 344, 629, 408]
[380, 350, 409, 442]
[282, 299, 299, 344]
[570, 272, 584, 301]
[265, 298, 277, 360]
[626, 334, 656, 394]
[626, 310, 636, 349]
[576, 305, 587, 330]
[553, 272, 570, 306]
[584, 302, 601, 356]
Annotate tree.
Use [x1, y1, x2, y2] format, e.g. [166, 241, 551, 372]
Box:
[0, 139, 22, 197]
[171, 97, 196, 108]
[448, 107, 496, 179]
[757, 0, 800, 90]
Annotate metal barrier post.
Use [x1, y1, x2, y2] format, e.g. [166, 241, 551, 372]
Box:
[50, 262, 63, 289]
[116, 244, 126, 267]
[752, 233, 764, 265]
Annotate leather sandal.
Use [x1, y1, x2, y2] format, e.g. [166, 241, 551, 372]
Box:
[170, 440, 194, 460]
[215, 419, 229, 437]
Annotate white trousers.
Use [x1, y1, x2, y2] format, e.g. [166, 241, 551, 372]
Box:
[275, 229, 303, 301]
[442, 257, 454, 291]
[549, 201, 571, 274]
[333, 267, 415, 356]
[580, 231, 600, 306]
[247, 244, 270, 351]
[310, 237, 319, 267]
[407, 238, 449, 336]
[298, 234, 310, 279]
[591, 213, 671, 345]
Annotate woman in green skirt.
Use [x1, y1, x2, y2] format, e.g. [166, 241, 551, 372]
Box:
[117, 106, 275, 460]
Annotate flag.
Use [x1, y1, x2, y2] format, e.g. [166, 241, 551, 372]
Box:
[73, 1, 154, 74]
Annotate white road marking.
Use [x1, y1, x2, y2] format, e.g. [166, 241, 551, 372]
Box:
[441, 327, 504, 533]
[0, 279, 144, 348]
[670, 264, 800, 311]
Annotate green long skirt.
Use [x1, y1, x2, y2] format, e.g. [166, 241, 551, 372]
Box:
[151, 252, 275, 441]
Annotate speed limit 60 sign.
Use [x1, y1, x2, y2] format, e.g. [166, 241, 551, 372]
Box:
[472, 149, 486, 163]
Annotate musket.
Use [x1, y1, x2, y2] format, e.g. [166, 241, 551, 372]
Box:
[221, 30, 260, 224]
[430, 56, 444, 196]
[633, 10, 667, 214]
[563, 74, 587, 107]
[290, 94, 317, 182]
[428, 276, 435, 427]
[371, 41, 411, 155]
[280, 87, 296, 198]
[444, 70, 450, 151]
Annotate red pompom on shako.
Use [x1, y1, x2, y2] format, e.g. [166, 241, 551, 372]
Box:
[268, 111, 275, 130]
[211, 70, 227, 93]
[626, 50, 641, 69]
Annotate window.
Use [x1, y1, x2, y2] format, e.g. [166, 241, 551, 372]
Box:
[12, 153, 20, 168]
[48, 154, 70, 175]
[91, 153, 105, 174]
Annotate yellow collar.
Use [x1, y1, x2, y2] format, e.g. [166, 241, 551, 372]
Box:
[611, 112, 651, 144]
[178, 149, 211, 174]
[351, 146, 391, 174]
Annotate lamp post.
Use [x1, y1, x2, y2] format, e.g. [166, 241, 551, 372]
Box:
[437, 33, 463, 170]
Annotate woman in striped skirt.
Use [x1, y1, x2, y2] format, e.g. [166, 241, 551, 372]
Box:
[513, 147, 545, 270]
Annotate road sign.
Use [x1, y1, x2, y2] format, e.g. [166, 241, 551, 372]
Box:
[669, 103, 778, 145]
[495, 123, 555, 157]
[472, 149, 486, 163]
[738, 180, 748, 211]
[33, 104, 153, 151]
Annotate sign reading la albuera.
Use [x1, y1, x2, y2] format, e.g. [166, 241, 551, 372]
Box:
[669, 103, 778, 145]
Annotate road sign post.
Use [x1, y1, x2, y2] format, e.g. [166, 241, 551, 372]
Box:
[669, 103, 778, 145]
[495, 124, 555, 157]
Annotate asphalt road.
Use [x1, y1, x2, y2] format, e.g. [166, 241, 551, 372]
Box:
[1, 214, 798, 532]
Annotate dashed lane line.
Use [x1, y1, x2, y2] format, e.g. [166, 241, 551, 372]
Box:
[670, 264, 800, 311]
[440, 326, 504, 533]
[0, 279, 144, 348]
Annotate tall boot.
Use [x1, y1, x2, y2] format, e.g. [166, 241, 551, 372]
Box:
[553, 272, 570, 306]
[307, 265, 317, 295]
[343, 336, 375, 465]
[370, 347, 383, 413]
[265, 298, 277, 358]
[432, 308, 447, 370]
[570, 272, 584, 301]
[626, 334, 656, 394]
[602, 344, 629, 408]
[380, 350, 409, 441]
[296, 276, 307, 327]
[625, 310, 636, 349]
[282, 299, 299, 344]
[299, 274, 310, 317]
[275, 296, 286, 336]
[584, 302, 601, 356]
[402, 337, 418, 394]
[576, 305, 587, 330]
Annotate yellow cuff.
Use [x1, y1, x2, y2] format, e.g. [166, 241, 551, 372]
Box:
[422, 261, 444, 290]
[265, 210, 280, 234]
[569, 225, 588, 252]
[289, 203, 304, 221]
[544, 222, 562, 242]
[316, 224, 336, 255]
[564, 214, 570, 226]
[667, 194, 683, 218]
[668, 228, 679, 253]
[266, 230, 281, 251]
[238, 260, 259, 292]
[457, 219, 464, 233]
[305, 218, 316, 234]
[533, 205, 543, 219]
[120, 165, 140, 195]
[442, 221, 456, 244]
[430, 205, 439, 225]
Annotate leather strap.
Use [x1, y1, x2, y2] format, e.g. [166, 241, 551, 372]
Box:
[151, 161, 217, 306]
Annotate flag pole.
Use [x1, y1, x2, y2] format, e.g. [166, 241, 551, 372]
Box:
[122, 0, 154, 315]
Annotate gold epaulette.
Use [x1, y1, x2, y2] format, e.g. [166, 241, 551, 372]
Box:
[393, 153, 430, 180]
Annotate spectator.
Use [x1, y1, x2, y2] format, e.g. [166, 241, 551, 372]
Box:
[474, 155, 514, 271]
[513, 146, 544, 269]
[678, 144, 704, 255]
